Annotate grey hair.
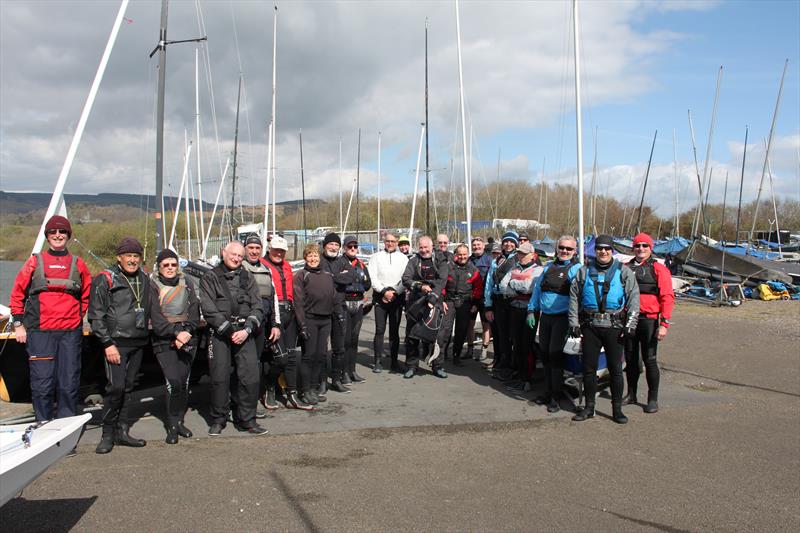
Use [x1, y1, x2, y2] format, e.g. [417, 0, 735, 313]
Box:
[557, 235, 577, 246]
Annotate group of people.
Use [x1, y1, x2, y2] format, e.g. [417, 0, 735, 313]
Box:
[9, 215, 675, 457]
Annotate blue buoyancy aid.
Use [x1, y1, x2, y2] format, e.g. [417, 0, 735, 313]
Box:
[581, 260, 625, 312]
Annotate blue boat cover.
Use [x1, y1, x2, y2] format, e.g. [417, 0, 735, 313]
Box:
[653, 237, 689, 256]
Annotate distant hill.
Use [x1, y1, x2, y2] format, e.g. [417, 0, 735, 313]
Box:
[0, 191, 321, 215]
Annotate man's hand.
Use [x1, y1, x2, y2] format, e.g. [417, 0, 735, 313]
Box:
[656, 325, 668, 341]
[421, 285, 432, 294]
[105, 345, 121, 364]
[525, 312, 536, 330]
[470, 305, 477, 314]
[175, 331, 192, 349]
[268, 327, 281, 342]
[442, 302, 449, 314]
[485, 310, 495, 323]
[383, 290, 396, 304]
[13, 324, 27, 344]
[231, 330, 249, 345]
[569, 326, 582, 338]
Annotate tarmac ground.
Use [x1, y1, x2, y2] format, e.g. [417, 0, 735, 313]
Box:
[1, 299, 798, 532]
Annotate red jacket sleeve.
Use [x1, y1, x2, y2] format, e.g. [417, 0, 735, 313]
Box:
[469, 270, 483, 302]
[9, 255, 37, 319]
[78, 257, 92, 318]
[654, 262, 675, 325]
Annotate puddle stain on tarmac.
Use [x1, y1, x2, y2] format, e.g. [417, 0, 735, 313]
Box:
[280, 448, 374, 469]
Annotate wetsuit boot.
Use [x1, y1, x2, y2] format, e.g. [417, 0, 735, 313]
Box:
[612, 402, 629, 424]
[572, 401, 595, 422]
[165, 426, 179, 444]
[644, 390, 659, 413]
[95, 426, 115, 454]
[115, 424, 146, 447]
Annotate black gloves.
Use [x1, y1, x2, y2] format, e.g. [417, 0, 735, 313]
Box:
[569, 326, 582, 338]
[300, 326, 310, 341]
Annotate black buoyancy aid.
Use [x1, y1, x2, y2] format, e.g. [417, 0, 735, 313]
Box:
[151, 273, 190, 323]
[29, 253, 82, 296]
[630, 258, 658, 295]
[540, 258, 577, 296]
[492, 254, 516, 286]
[212, 265, 250, 318]
[344, 258, 368, 294]
[243, 260, 275, 300]
[416, 256, 439, 282]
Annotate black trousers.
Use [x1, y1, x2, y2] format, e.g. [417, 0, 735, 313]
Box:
[625, 317, 660, 397]
[302, 316, 331, 393]
[373, 298, 403, 364]
[508, 306, 535, 379]
[538, 313, 569, 396]
[344, 302, 364, 375]
[580, 325, 625, 405]
[436, 301, 472, 360]
[155, 345, 194, 426]
[208, 333, 258, 426]
[27, 328, 82, 421]
[101, 343, 145, 430]
[490, 297, 513, 368]
[266, 307, 304, 391]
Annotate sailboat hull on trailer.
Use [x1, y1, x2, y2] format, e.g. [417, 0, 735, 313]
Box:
[675, 240, 795, 285]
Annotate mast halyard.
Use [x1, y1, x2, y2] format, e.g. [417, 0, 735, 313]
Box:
[424, 17, 431, 236]
[229, 76, 243, 239]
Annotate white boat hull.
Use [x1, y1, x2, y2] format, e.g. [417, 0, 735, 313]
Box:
[0, 413, 91, 507]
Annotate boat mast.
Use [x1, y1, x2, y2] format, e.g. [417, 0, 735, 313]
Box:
[455, 0, 472, 245]
[766, 140, 783, 256]
[590, 126, 598, 235]
[424, 18, 432, 236]
[734, 126, 748, 245]
[687, 110, 706, 237]
[338, 137, 343, 234]
[377, 130, 382, 243]
[719, 171, 730, 295]
[195, 48, 206, 258]
[230, 76, 243, 239]
[408, 124, 426, 241]
[270, 5, 278, 237]
[691, 67, 722, 238]
[299, 130, 307, 242]
[151, 0, 206, 255]
[635, 129, 658, 234]
[573, 0, 585, 262]
[748, 59, 788, 248]
[355, 128, 361, 235]
[672, 129, 679, 237]
[33, 0, 130, 255]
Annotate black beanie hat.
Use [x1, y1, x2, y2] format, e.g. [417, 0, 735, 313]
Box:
[116, 237, 144, 255]
[244, 234, 262, 246]
[323, 232, 341, 246]
[156, 248, 179, 265]
[595, 235, 614, 248]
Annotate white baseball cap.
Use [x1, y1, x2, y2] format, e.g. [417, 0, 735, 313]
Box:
[269, 236, 289, 251]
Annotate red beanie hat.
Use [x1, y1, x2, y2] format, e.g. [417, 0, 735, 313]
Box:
[44, 215, 72, 236]
[632, 232, 654, 248]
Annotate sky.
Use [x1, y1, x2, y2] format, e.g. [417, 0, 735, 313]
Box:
[0, 0, 798, 222]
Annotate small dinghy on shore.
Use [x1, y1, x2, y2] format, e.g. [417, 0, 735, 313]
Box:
[0, 413, 91, 507]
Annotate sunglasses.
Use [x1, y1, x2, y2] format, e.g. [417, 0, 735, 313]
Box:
[558, 246, 575, 251]
[633, 244, 651, 249]
[46, 229, 69, 235]
[346, 244, 359, 249]
[520, 238, 529, 242]
[596, 246, 612, 252]
[161, 262, 178, 268]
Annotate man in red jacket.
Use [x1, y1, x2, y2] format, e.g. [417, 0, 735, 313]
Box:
[9, 216, 92, 423]
[624, 233, 674, 413]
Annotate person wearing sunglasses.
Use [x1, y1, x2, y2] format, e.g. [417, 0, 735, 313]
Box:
[9, 216, 92, 437]
[336, 235, 372, 383]
[568, 234, 640, 424]
[90, 237, 153, 452]
[319, 232, 350, 394]
[367, 232, 409, 373]
[527, 235, 582, 413]
[467, 237, 493, 361]
[147, 249, 200, 444]
[623, 233, 674, 414]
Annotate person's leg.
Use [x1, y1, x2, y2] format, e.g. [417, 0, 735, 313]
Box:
[373, 302, 389, 366]
[115, 345, 146, 446]
[451, 304, 472, 361]
[404, 315, 420, 375]
[55, 329, 82, 418]
[573, 325, 602, 421]
[26, 330, 57, 421]
[624, 322, 644, 403]
[599, 327, 627, 424]
[233, 339, 260, 426]
[156, 348, 184, 428]
[640, 318, 660, 412]
[208, 334, 233, 425]
[348, 306, 365, 380]
[387, 301, 402, 369]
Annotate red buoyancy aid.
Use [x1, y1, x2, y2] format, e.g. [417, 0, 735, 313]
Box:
[261, 257, 294, 302]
